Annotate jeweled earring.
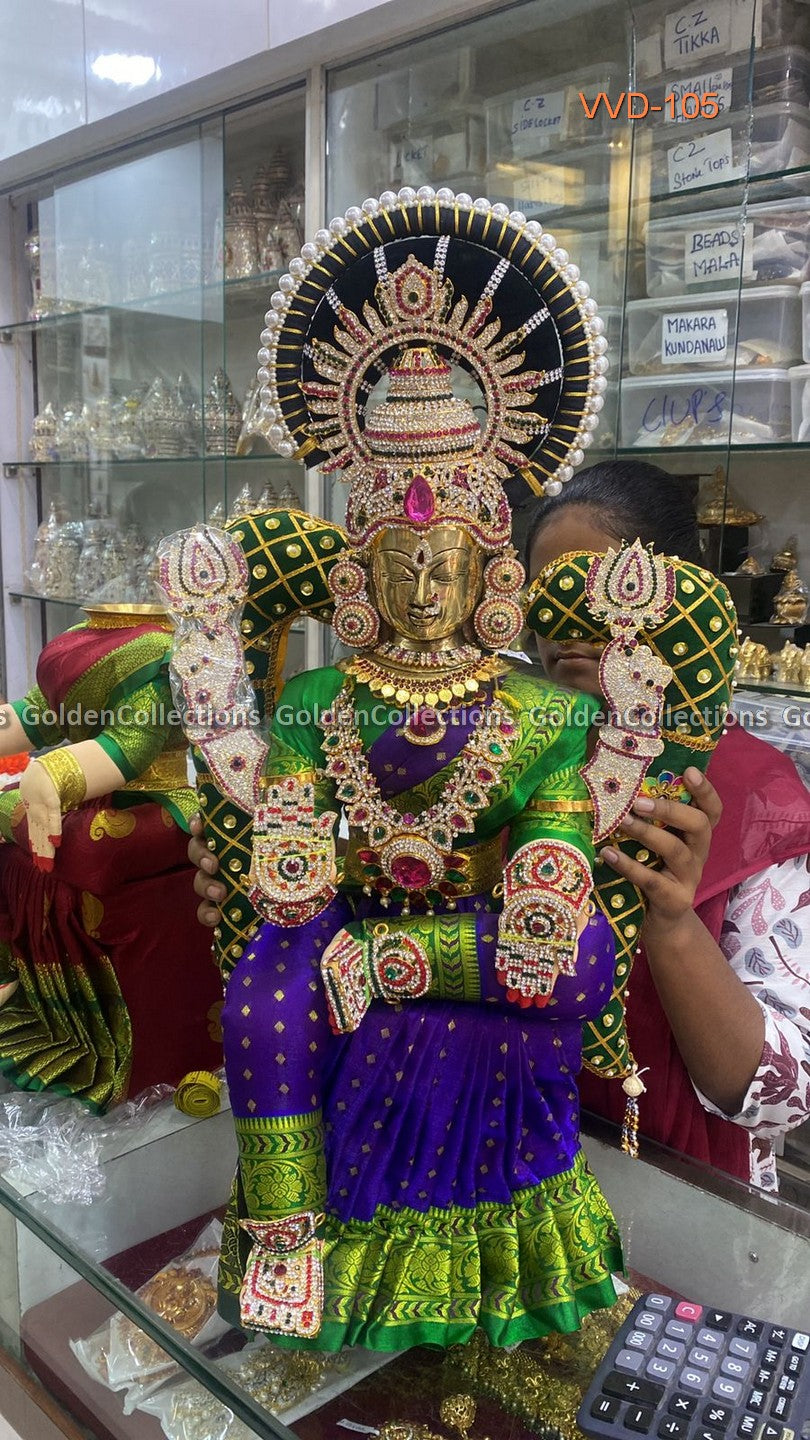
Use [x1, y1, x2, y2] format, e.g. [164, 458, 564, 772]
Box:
[474, 551, 525, 649]
[329, 555, 379, 649]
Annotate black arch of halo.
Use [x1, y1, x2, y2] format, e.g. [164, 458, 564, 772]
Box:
[272, 199, 595, 504]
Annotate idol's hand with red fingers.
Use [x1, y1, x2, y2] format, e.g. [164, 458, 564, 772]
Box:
[18, 760, 63, 871]
[599, 766, 723, 940]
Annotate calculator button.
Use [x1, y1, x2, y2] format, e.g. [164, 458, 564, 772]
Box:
[668, 1395, 696, 1418]
[657, 1419, 688, 1440]
[770, 1395, 792, 1422]
[657, 1340, 686, 1363]
[675, 1302, 703, 1322]
[722, 1357, 752, 1382]
[703, 1405, 734, 1430]
[730, 1339, 759, 1361]
[646, 1294, 673, 1312]
[647, 1358, 677, 1384]
[754, 1370, 776, 1391]
[616, 1349, 646, 1375]
[757, 1425, 785, 1440]
[784, 1352, 803, 1376]
[737, 1416, 758, 1438]
[590, 1395, 620, 1422]
[707, 1312, 733, 1332]
[637, 1311, 665, 1333]
[690, 1348, 719, 1371]
[602, 1372, 665, 1406]
[666, 1321, 695, 1343]
[713, 1379, 743, 1404]
[790, 1333, 809, 1352]
[680, 1369, 710, 1394]
[763, 1351, 781, 1370]
[627, 1330, 655, 1353]
[768, 1329, 788, 1348]
[625, 1404, 655, 1433]
[748, 1390, 767, 1414]
[698, 1330, 725, 1352]
[777, 1376, 797, 1397]
[694, 1428, 725, 1440]
[738, 1320, 764, 1340]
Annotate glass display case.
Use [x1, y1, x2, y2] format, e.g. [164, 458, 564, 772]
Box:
[0, 84, 308, 698]
[1, 1090, 809, 1440]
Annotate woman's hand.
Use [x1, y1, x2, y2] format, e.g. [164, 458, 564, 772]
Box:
[18, 762, 63, 870]
[599, 766, 722, 940]
[189, 813, 226, 927]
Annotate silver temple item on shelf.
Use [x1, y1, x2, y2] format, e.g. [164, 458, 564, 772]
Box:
[74, 525, 108, 601]
[227, 481, 255, 519]
[204, 369, 242, 455]
[174, 372, 202, 456]
[29, 403, 59, 462]
[223, 176, 258, 280]
[139, 377, 188, 458]
[24, 231, 57, 320]
[255, 479, 281, 510]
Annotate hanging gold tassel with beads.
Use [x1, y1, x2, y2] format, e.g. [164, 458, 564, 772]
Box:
[621, 1067, 648, 1158]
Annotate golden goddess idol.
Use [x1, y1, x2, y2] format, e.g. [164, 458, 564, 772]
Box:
[157, 188, 737, 1351]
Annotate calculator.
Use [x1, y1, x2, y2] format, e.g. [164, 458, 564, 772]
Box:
[577, 1293, 809, 1440]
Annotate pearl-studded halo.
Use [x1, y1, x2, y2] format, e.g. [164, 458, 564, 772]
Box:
[254, 188, 606, 499]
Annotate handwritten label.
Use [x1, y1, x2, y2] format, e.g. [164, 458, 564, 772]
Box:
[661, 308, 729, 363]
[399, 135, 433, 183]
[641, 383, 729, 438]
[514, 167, 577, 214]
[683, 219, 753, 284]
[665, 0, 758, 66]
[665, 66, 733, 120]
[667, 127, 741, 192]
[511, 90, 566, 155]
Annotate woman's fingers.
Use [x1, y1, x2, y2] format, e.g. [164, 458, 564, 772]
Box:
[683, 766, 723, 828]
[197, 901, 221, 927]
[599, 845, 670, 902]
[188, 830, 220, 875]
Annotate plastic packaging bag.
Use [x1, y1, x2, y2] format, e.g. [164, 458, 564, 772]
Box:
[0, 1083, 174, 1204]
[71, 1218, 229, 1413]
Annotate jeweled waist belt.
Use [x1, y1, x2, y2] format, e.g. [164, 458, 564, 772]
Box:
[342, 831, 504, 896]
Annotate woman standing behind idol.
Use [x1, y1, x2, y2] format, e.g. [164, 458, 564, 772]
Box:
[526, 459, 810, 1191]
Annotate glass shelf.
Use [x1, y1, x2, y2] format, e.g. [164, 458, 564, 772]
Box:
[617, 442, 810, 456]
[0, 270, 284, 339]
[2, 454, 286, 475]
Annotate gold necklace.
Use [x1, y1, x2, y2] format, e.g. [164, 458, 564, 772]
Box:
[344, 648, 507, 708]
[320, 683, 517, 908]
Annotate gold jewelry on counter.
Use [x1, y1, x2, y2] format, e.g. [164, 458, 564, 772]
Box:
[440, 1393, 478, 1438]
[378, 1426, 443, 1440]
[141, 1265, 217, 1334]
[34, 749, 87, 811]
[441, 1289, 640, 1440]
[697, 472, 763, 528]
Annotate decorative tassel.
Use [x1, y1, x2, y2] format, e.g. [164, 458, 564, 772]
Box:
[621, 1066, 648, 1159]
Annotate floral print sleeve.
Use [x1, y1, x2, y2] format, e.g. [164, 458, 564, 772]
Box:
[693, 855, 810, 1187]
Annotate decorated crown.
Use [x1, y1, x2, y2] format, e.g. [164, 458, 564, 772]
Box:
[253, 188, 608, 552]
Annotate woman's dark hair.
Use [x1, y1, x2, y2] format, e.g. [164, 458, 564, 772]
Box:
[524, 459, 703, 568]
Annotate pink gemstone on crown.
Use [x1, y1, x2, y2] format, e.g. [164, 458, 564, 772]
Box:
[403, 475, 435, 524]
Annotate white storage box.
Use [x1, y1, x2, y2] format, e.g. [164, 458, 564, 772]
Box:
[636, 0, 810, 80]
[800, 280, 810, 361]
[485, 63, 627, 163]
[645, 196, 810, 297]
[645, 44, 810, 114]
[626, 286, 802, 374]
[788, 363, 810, 440]
[646, 102, 810, 199]
[620, 368, 792, 447]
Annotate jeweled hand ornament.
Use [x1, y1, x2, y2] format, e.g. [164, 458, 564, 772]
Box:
[320, 923, 433, 1034]
[249, 775, 337, 926]
[495, 839, 592, 1006]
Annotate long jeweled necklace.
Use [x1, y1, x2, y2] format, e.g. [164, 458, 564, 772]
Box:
[344, 642, 506, 708]
[320, 683, 516, 907]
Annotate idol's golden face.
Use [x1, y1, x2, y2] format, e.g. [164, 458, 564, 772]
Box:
[370, 525, 483, 646]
